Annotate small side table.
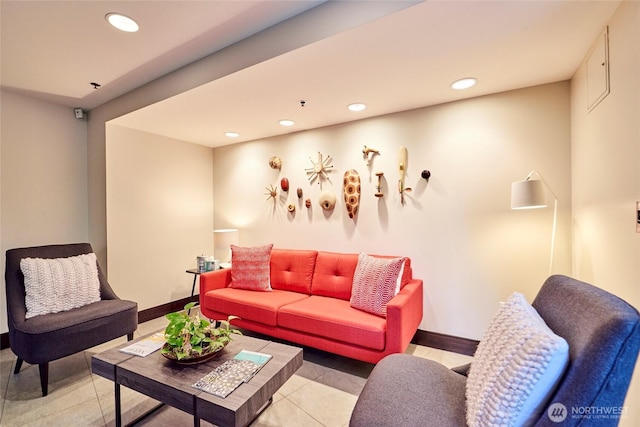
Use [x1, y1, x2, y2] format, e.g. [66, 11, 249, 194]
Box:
[185, 269, 201, 313]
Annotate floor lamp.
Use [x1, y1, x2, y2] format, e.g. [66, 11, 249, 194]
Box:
[511, 171, 558, 276]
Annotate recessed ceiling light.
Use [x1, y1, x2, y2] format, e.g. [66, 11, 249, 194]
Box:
[348, 103, 367, 112]
[225, 132, 239, 138]
[451, 78, 477, 90]
[106, 13, 139, 33]
[279, 119, 295, 127]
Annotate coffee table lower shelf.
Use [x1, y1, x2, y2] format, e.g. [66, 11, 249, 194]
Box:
[92, 332, 303, 427]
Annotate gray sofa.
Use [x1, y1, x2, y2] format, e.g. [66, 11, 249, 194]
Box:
[350, 275, 640, 426]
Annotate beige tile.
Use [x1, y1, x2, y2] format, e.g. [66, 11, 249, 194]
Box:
[252, 396, 323, 427]
[287, 376, 358, 427]
[96, 384, 160, 426]
[0, 348, 16, 400]
[3, 355, 97, 425]
[408, 344, 473, 368]
[4, 397, 105, 427]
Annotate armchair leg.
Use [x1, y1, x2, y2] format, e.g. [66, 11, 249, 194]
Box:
[39, 363, 49, 397]
[14, 357, 24, 374]
[127, 332, 134, 341]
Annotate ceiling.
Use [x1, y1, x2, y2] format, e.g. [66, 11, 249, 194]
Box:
[1, 1, 620, 147]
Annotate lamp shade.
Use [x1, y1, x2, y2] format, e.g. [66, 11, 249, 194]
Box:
[511, 179, 546, 209]
[213, 229, 239, 263]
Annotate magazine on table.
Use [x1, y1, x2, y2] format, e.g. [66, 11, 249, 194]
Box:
[193, 359, 260, 398]
[192, 349, 272, 398]
[119, 332, 165, 357]
[233, 349, 272, 382]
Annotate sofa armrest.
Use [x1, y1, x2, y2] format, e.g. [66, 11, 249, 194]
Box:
[385, 279, 423, 354]
[199, 268, 231, 296]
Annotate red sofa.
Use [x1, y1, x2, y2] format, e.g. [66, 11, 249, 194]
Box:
[199, 248, 423, 363]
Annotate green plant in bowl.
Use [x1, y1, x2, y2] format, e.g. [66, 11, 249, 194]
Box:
[161, 302, 241, 361]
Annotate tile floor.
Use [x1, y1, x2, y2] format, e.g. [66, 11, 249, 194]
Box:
[0, 312, 472, 427]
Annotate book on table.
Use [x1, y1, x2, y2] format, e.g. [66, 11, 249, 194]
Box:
[192, 349, 272, 398]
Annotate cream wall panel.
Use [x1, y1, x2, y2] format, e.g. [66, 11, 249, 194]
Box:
[571, 3, 640, 426]
[105, 125, 213, 309]
[213, 82, 572, 340]
[0, 89, 88, 334]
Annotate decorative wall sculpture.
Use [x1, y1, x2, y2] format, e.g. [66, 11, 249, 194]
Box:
[305, 151, 334, 186]
[375, 172, 384, 197]
[265, 184, 278, 201]
[398, 146, 412, 205]
[268, 156, 282, 170]
[343, 169, 361, 219]
[362, 145, 380, 166]
[318, 191, 337, 210]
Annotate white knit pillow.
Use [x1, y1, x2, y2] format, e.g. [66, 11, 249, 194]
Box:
[21, 253, 101, 319]
[466, 292, 569, 427]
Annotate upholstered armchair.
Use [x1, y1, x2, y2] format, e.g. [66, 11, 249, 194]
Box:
[5, 243, 138, 396]
[350, 275, 640, 426]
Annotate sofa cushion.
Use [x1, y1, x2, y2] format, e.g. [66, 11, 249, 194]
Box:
[203, 288, 308, 326]
[350, 253, 406, 317]
[278, 295, 387, 350]
[311, 251, 413, 301]
[229, 244, 273, 291]
[270, 249, 318, 294]
[466, 292, 569, 427]
[311, 252, 359, 300]
[20, 253, 101, 319]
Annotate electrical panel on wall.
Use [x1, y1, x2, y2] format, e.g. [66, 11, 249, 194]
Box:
[586, 26, 610, 111]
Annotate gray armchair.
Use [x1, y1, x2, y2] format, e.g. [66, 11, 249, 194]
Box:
[350, 275, 640, 426]
[5, 243, 138, 396]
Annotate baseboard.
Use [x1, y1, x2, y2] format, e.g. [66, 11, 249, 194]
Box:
[137, 295, 199, 323]
[0, 333, 9, 350]
[1, 297, 478, 357]
[411, 329, 479, 356]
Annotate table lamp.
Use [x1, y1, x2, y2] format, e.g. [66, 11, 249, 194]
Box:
[213, 229, 239, 268]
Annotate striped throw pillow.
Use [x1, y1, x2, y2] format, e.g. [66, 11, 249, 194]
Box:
[229, 244, 273, 291]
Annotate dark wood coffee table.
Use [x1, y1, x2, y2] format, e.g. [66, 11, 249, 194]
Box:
[92, 331, 303, 427]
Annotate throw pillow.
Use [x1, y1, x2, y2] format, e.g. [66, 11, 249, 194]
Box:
[20, 253, 102, 319]
[229, 244, 273, 291]
[466, 292, 569, 427]
[350, 253, 406, 317]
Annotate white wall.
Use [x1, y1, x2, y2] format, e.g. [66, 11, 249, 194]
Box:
[213, 82, 572, 339]
[105, 125, 213, 309]
[0, 89, 88, 334]
[571, 2, 640, 426]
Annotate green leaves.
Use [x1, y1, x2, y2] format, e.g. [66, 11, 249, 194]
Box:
[162, 303, 240, 361]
